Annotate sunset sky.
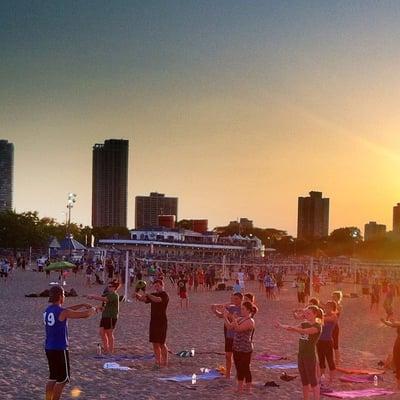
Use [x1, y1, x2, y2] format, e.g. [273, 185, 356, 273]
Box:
[1, 1, 400, 235]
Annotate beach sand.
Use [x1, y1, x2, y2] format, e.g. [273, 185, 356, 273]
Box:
[0, 269, 398, 399]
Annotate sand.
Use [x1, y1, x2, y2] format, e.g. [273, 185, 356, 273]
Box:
[0, 268, 398, 399]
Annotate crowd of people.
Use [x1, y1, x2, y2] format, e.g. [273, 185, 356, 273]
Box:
[0, 248, 393, 399]
[40, 257, 400, 400]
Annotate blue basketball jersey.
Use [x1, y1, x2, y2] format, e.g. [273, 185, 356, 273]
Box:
[44, 304, 69, 350]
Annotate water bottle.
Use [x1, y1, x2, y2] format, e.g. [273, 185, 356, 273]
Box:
[97, 343, 102, 356]
[191, 373, 197, 384]
[191, 348, 195, 357]
[373, 375, 378, 387]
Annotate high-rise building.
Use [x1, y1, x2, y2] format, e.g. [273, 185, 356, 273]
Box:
[364, 221, 386, 241]
[135, 192, 178, 229]
[228, 218, 254, 233]
[92, 139, 129, 228]
[297, 191, 329, 240]
[0, 140, 14, 212]
[393, 203, 400, 234]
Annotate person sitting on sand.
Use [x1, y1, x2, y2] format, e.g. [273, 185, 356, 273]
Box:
[135, 279, 169, 368]
[276, 305, 323, 400]
[381, 316, 400, 390]
[86, 280, 121, 354]
[44, 285, 97, 400]
[211, 292, 243, 379]
[224, 301, 257, 394]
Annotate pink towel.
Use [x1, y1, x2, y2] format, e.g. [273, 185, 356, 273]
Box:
[323, 388, 394, 398]
[336, 367, 384, 376]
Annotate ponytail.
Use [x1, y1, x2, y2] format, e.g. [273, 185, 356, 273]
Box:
[307, 305, 324, 325]
[242, 301, 258, 317]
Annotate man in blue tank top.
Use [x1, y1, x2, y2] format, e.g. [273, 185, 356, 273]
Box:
[44, 285, 98, 400]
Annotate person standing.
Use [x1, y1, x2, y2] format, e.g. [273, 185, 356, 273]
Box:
[297, 277, 306, 304]
[224, 301, 257, 393]
[237, 269, 245, 291]
[381, 316, 400, 390]
[86, 280, 121, 354]
[44, 286, 97, 400]
[135, 279, 169, 368]
[331, 291, 343, 365]
[383, 283, 395, 319]
[371, 279, 381, 312]
[211, 292, 243, 378]
[317, 301, 338, 383]
[0, 259, 10, 283]
[276, 305, 322, 400]
[177, 273, 189, 309]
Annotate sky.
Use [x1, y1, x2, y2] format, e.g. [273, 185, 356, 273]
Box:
[1, 0, 400, 236]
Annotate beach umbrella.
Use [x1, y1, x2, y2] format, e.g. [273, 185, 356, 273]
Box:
[44, 261, 76, 271]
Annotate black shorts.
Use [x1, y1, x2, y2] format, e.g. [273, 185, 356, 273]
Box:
[100, 317, 118, 329]
[0, 271, 8, 277]
[46, 349, 70, 384]
[225, 337, 234, 353]
[298, 355, 318, 387]
[149, 319, 167, 344]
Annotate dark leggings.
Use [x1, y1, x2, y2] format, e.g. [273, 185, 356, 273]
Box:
[317, 340, 335, 371]
[332, 324, 339, 350]
[233, 351, 252, 382]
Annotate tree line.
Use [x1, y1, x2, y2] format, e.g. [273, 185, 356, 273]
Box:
[1, 210, 400, 260]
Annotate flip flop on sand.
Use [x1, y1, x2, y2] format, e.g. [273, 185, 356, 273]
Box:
[280, 372, 297, 382]
[264, 381, 280, 387]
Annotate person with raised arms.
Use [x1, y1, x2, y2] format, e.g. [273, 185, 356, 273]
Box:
[86, 279, 121, 354]
[44, 285, 98, 400]
[211, 292, 243, 378]
[135, 279, 169, 368]
[224, 301, 257, 393]
[276, 305, 323, 400]
[381, 316, 400, 391]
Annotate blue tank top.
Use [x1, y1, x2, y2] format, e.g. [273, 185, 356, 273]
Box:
[44, 304, 68, 350]
[319, 320, 336, 341]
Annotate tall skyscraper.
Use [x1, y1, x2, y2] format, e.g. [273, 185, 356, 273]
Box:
[393, 203, 400, 234]
[92, 139, 129, 228]
[135, 192, 178, 229]
[364, 221, 386, 241]
[0, 140, 14, 212]
[297, 191, 329, 240]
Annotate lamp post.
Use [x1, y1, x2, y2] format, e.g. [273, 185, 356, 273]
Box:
[66, 193, 77, 259]
[351, 229, 358, 258]
[66, 193, 77, 236]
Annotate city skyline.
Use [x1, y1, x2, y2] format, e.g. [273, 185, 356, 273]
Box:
[2, 136, 400, 237]
[2, 2, 400, 235]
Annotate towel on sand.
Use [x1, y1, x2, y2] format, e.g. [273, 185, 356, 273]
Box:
[337, 367, 385, 376]
[255, 353, 286, 361]
[322, 388, 394, 398]
[158, 370, 222, 382]
[264, 362, 298, 370]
